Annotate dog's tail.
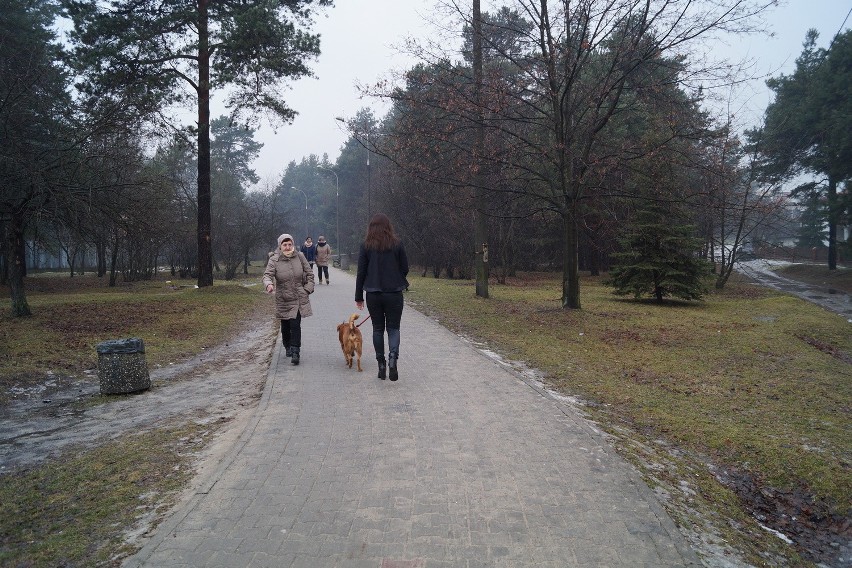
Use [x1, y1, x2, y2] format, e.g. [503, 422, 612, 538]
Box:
[347, 313, 360, 330]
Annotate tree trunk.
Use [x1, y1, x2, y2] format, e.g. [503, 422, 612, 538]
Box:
[97, 239, 107, 277]
[0, 242, 7, 286]
[108, 233, 119, 287]
[716, 261, 734, 289]
[588, 236, 600, 277]
[67, 245, 77, 277]
[196, 0, 214, 287]
[561, 210, 581, 309]
[827, 174, 837, 270]
[472, 0, 489, 299]
[79, 244, 86, 275]
[6, 213, 32, 317]
[15, 226, 26, 278]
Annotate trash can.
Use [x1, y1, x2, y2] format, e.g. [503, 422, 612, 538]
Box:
[340, 254, 351, 271]
[96, 338, 150, 394]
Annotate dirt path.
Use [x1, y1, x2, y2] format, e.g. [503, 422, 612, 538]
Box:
[0, 310, 277, 473]
[737, 259, 852, 320]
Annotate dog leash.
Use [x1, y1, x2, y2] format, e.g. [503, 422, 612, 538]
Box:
[356, 315, 371, 327]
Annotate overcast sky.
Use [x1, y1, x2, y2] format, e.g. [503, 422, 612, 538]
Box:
[245, 0, 851, 186]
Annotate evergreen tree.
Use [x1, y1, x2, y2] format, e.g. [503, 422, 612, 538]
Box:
[753, 29, 852, 270]
[1, 0, 71, 316]
[606, 202, 712, 303]
[63, 0, 332, 287]
[795, 192, 828, 249]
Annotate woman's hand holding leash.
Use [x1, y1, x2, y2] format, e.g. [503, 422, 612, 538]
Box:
[355, 301, 364, 310]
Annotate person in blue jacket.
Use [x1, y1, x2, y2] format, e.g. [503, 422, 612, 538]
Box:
[300, 236, 317, 270]
[355, 213, 409, 381]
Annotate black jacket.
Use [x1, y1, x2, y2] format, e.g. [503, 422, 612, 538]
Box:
[355, 243, 409, 301]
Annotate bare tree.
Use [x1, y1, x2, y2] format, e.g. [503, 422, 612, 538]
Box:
[699, 122, 789, 289]
[374, 0, 773, 308]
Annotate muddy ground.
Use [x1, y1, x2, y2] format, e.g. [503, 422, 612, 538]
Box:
[0, 313, 277, 473]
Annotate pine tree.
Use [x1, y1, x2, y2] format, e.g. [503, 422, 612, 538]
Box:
[1, 0, 70, 316]
[63, 0, 331, 287]
[755, 29, 852, 270]
[606, 202, 712, 303]
[795, 192, 828, 249]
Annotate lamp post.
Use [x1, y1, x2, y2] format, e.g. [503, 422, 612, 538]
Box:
[317, 166, 340, 266]
[290, 186, 308, 241]
[366, 148, 371, 217]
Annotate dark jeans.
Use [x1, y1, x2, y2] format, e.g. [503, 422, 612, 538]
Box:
[366, 291, 403, 360]
[318, 265, 329, 281]
[280, 312, 302, 348]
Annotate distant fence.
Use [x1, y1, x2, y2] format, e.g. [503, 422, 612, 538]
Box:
[755, 245, 844, 264]
[335, 253, 356, 271]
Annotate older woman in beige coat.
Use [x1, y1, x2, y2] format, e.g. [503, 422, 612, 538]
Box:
[263, 233, 314, 365]
[315, 235, 332, 284]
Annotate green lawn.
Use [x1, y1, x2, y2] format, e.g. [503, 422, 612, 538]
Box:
[405, 270, 850, 566]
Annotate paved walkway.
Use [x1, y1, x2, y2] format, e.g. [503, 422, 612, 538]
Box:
[126, 268, 701, 568]
[736, 259, 852, 321]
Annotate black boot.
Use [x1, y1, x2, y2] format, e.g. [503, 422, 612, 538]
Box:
[388, 353, 398, 381]
[291, 347, 300, 365]
[372, 331, 386, 378]
[281, 321, 291, 358]
[387, 329, 400, 382]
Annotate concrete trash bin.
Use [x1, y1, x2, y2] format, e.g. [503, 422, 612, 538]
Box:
[96, 338, 151, 394]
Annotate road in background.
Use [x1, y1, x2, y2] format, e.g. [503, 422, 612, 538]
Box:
[736, 260, 852, 322]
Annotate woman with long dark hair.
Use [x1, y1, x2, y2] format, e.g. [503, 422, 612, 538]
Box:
[355, 213, 409, 381]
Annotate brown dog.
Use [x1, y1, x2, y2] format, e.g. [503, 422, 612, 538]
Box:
[336, 313, 363, 372]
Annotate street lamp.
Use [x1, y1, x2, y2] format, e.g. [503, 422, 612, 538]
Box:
[317, 165, 340, 266]
[366, 148, 371, 217]
[290, 186, 308, 241]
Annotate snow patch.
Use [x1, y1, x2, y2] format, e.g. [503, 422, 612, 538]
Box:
[759, 522, 794, 544]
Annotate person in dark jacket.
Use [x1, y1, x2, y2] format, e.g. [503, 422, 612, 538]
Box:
[355, 213, 409, 381]
[300, 236, 316, 270]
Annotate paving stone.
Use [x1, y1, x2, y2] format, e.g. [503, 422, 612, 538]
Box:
[124, 267, 702, 567]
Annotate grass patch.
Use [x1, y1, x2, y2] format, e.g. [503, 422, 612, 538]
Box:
[0, 419, 225, 567]
[0, 265, 270, 566]
[0, 270, 271, 404]
[405, 270, 850, 566]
